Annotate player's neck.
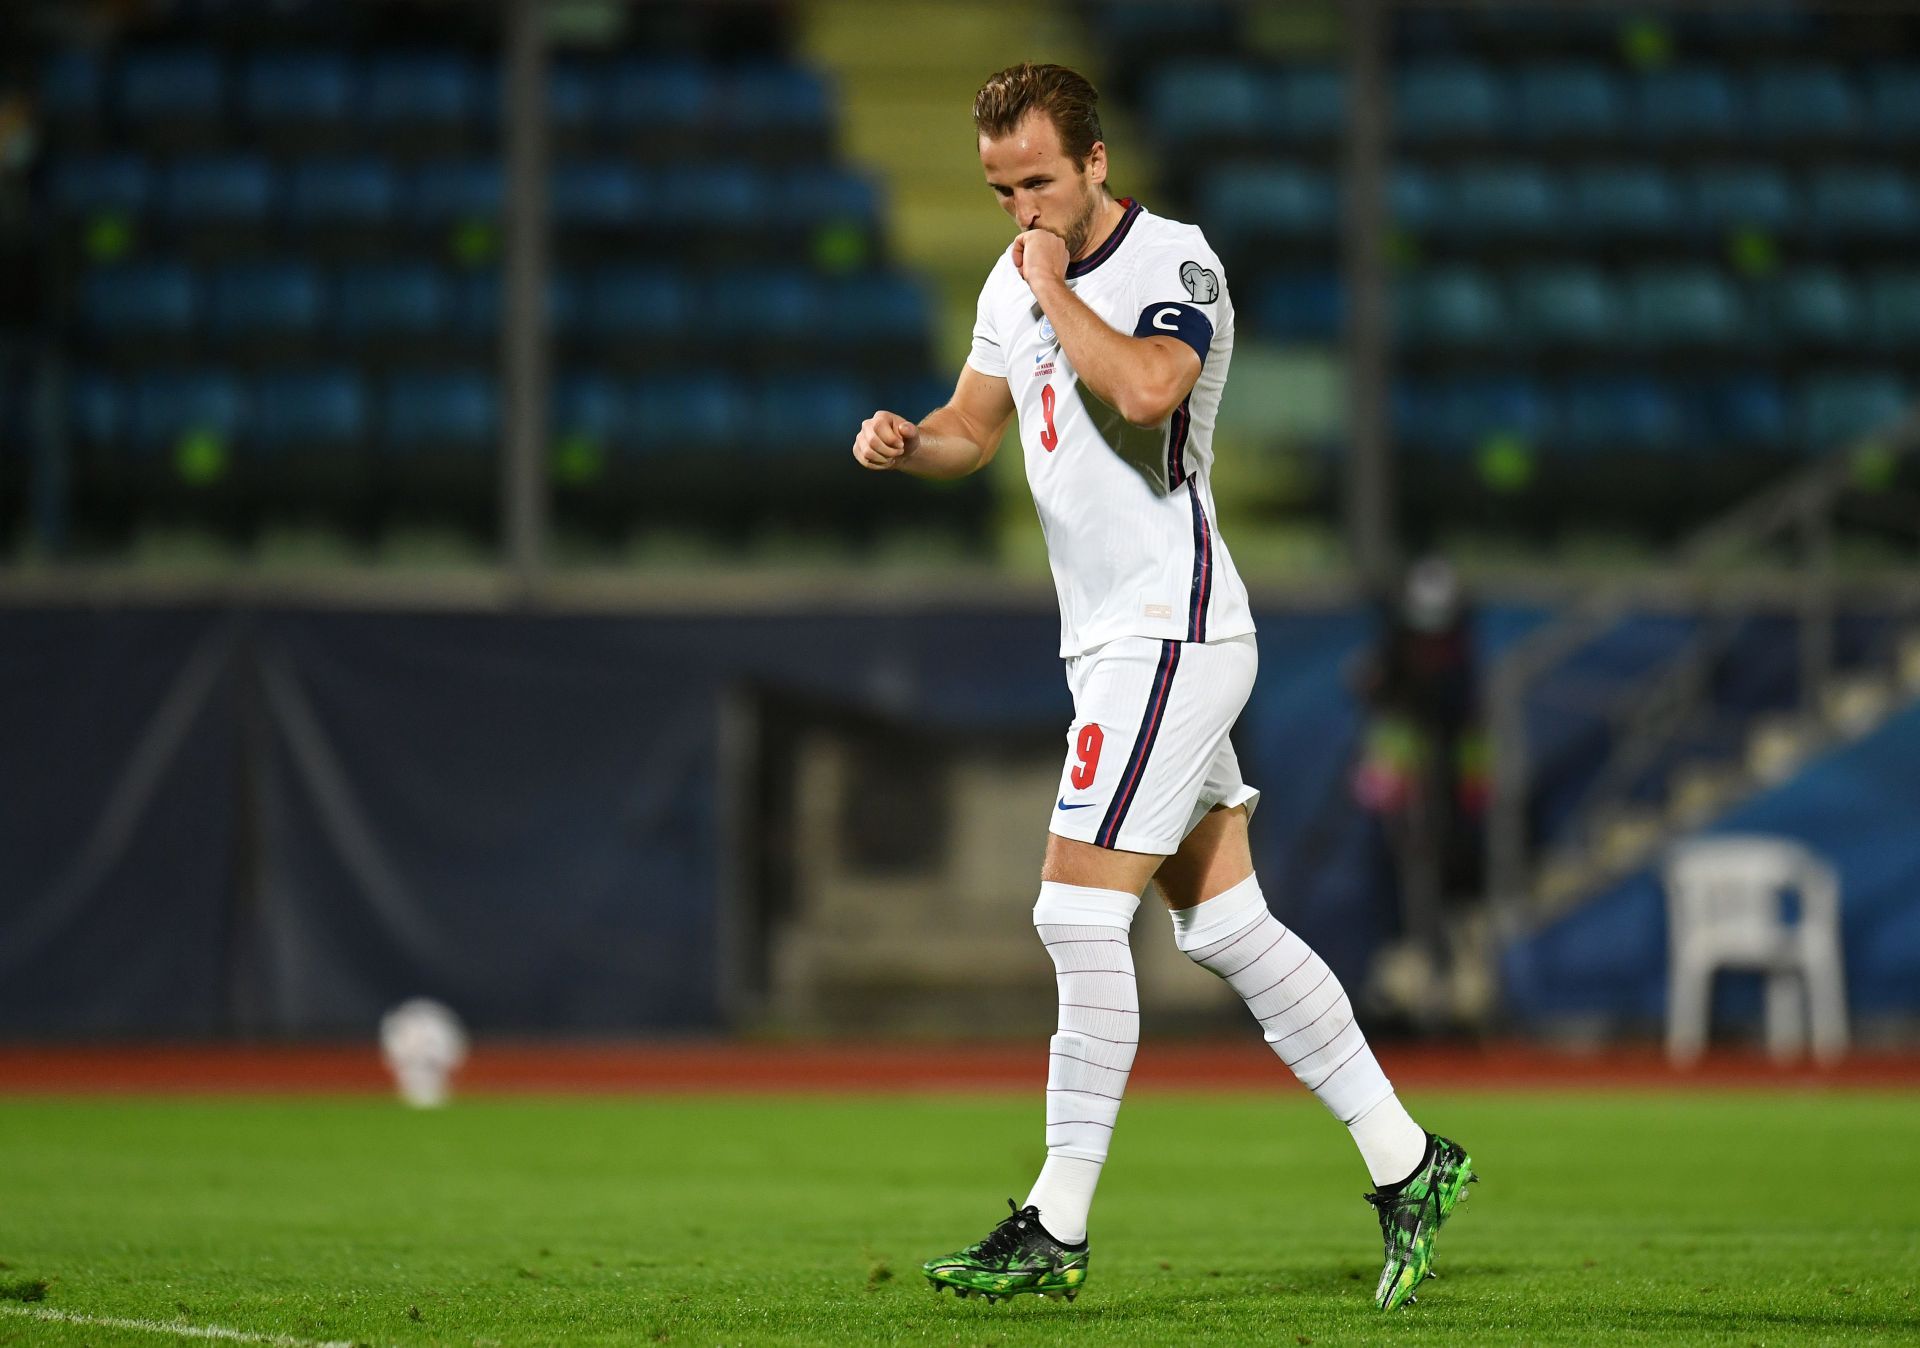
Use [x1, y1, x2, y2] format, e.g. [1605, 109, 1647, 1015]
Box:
[1070, 194, 1128, 264]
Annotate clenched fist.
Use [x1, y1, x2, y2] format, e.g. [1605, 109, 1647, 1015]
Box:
[1011, 228, 1069, 291]
[852, 410, 919, 471]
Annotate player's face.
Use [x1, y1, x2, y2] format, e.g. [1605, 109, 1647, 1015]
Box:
[979, 111, 1108, 258]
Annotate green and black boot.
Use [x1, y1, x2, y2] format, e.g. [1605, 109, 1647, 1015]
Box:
[1367, 1133, 1478, 1310]
[923, 1199, 1090, 1303]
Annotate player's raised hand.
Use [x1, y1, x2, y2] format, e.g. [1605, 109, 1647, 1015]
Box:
[852, 410, 919, 471]
[1012, 228, 1069, 291]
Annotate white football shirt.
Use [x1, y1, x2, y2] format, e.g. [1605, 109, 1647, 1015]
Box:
[967, 199, 1255, 658]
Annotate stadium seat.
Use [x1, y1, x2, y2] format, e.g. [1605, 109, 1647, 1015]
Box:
[251, 368, 368, 450]
[1797, 372, 1910, 449]
[1808, 167, 1920, 238]
[1514, 64, 1623, 141]
[1251, 272, 1343, 341]
[68, 371, 122, 445]
[335, 263, 453, 340]
[1688, 165, 1795, 233]
[1512, 266, 1619, 346]
[453, 271, 580, 341]
[1389, 165, 1442, 234]
[287, 158, 400, 229]
[1568, 165, 1680, 237]
[1398, 267, 1505, 347]
[550, 161, 646, 228]
[363, 53, 485, 131]
[1635, 68, 1742, 141]
[208, 261, 326, 340]
[553, 372, 633, 448]
[1202, 164, 1336, 240]
[1442, 164, 1561, 237]
[1395, 61, 1504, 141]
[1427, 376, 1549, 453]
[1624, 267, 1744, 347]
[582, 267, 691, 337]
[39, 49, 103, 124]
[409, 159, 505, 222]
[823, 273, 930, 347]
[241, 52, 355, 130]
[82, 262, 199, 337]
[1559, 375, 1684, 452]
[162, 156, 276, 226]
[1863, 271, 1920, 349]
[726, 65, 832, 134]
[1864, 66, 1920, 143]
[1770, 268, 1860, 346]
[1145, 63, 1261, 144]
[128, 369, 247, 454]
[1693, 374, 1790, 449]
[1748, 65, 1859, 141]
[603, 61, 710, 132]
[711, 270, 822, 345]
[49, 154, 153, 216]
[381, 371, 498, 452]
[628, 373, 744, 453]
[653, 164, 768, 231]
[753, 374, 871, 453]
[1266, 67, 1346, 142]
[547, 60, 599, 138]
[784, 167, 876, 228]
[119, 48, 226, 125]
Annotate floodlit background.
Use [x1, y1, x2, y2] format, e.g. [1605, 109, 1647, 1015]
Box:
[3, 0, 1920, 1059]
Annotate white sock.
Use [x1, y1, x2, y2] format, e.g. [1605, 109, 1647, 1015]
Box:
[1348, 1093, 1430, 1187]
[1172, 874, 1425, 1182]
[1022, 880, 1140, 1245]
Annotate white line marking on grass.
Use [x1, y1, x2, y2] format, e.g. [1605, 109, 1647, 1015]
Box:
[0, 1304, 360, 1347]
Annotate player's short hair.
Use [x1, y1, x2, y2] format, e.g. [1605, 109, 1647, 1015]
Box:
[972, 63, 1104, 168]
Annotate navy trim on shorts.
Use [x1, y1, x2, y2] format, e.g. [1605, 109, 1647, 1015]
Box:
[1067, 198, 1142, 279]
[1095, 639, 1181, 849]
[1187, 482, 1213, 642]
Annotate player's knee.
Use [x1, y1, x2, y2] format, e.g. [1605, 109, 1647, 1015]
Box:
[1032, 880, 1141, 932]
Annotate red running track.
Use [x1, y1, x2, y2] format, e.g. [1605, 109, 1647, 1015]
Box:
[0, 1040, 1916, 1095]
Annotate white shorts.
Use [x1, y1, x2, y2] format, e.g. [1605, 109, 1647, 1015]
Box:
[1048, 634, 1260, 855]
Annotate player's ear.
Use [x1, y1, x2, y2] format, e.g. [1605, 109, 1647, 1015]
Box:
[1085, 140, 1107, 187]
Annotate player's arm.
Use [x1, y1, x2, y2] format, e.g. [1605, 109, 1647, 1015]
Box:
[851, 363, 1014, 480]
[1014, 230, 1202, 428]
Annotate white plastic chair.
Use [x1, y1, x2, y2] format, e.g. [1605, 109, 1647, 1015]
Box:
[1663, 835, 1849, 1065]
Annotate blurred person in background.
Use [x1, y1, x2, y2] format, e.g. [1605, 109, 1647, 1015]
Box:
[852, 62, 1474, 1313]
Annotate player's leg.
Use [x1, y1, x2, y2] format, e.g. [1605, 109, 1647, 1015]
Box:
[1157, 791, 1475, 1310]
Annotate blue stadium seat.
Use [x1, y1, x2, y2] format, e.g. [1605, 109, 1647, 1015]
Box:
[335, 263, 452, 339]
[1559, 376, 1684, 453]
[1635, 68, 1741, 141]
[550, 161, 645, 227]
[1693, 375, 1789, 449]
[1427, 376, 1549, 453]
[1865, 66, 1920, 142]
[1145, 63, 1261, 143]
[1397, 267, 1504, 346]
[547, 61, 598, 135]
[824, 273, 929, 345]
[208, 261, 326, 338]
[1442, 164, 1561, 237]
[68, 371, 122, 445]
[1623, 267, 1744, 347]
[119, 48, 225, 123]
[287, 159, 399, 228]
[381, 371, 498, 452]
[410, 160, 504, 221]
[603, 62, 710, 131]
[1798, 372, 1910, 449]
[628, 373, 744, 453]
[1512, 266, 1619, 346]
[727, 65, 831, 133]
[1203, 164, 1336, 239]
[40, 49, 103, 122]
[1569, 166, 1679, 237]
[1514, 64, 1623, 140]
[129, 370, 246, 453]
[785, 167, 875, 227]
[711, 270, 822, 344]
[83, 262, 198, 335]
[1808, 167, 1920, 237]
[1864, 271, 1920, 348]
[1395, 61, 1504, 140]
[553, 373, 632, 447]
[653, 164, 768, 230]
[1265, 67, 1346, 141]
[251, 369, 368, 449]
[1688, 165, 1795, 233]
[162, 156, 275, 225]
[753, 374, 870, 453]
[363, 54, 485, 130]
[49, 154, 152, 215]
[1252, 272, 1343, 341]
[1389, 165, 1441, 234]
[1770, 268, 1860, 345]
[452, 272, 581, 340]
[582, 267, 690, 336]
[1748, 65, 1859, 141]
[241, 51, 354, 128]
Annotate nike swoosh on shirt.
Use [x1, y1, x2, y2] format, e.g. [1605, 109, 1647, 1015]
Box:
[1057, 798, 1098, 810]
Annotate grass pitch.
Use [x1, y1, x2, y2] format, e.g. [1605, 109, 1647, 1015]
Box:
[1, 1090, 1916, 1346]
